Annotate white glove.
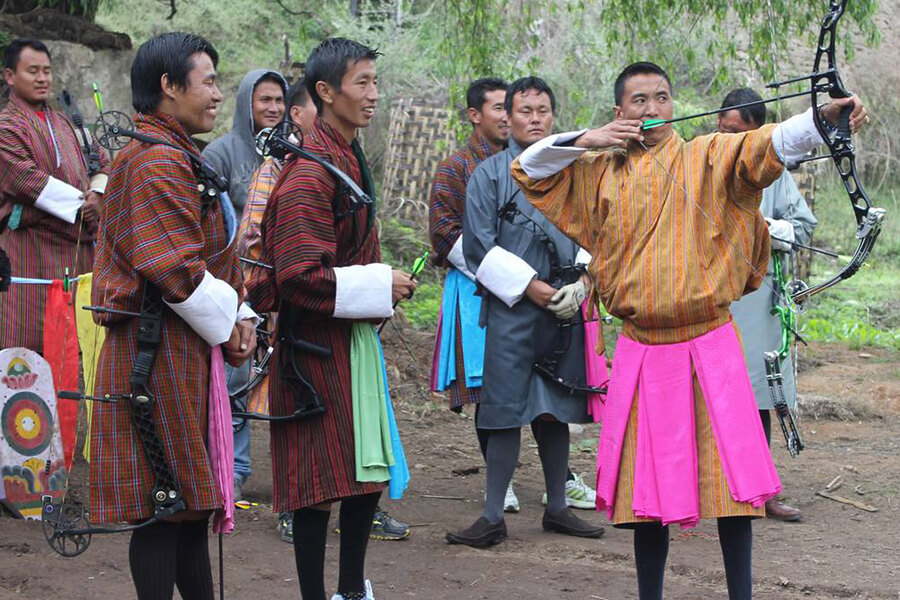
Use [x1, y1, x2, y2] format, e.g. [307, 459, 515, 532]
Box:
[766, 218, 795, 252]
[547, 279, 586, 320]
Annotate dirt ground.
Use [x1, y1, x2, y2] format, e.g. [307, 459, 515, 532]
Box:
[1, 326, 899, 600]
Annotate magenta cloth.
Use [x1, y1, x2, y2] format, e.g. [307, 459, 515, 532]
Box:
[208, 345, 235, 534]
[429, 305, 444, 391]
[582, 302, 608, 422]
[595, 321, 781, 529]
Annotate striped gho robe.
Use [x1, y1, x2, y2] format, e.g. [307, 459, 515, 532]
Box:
[249, 118, 387, 510]
[0, 92, 108, 352]
[512, 126, 780, 523]
[428, 133, 493, 409]
[89, 113, 243, 522]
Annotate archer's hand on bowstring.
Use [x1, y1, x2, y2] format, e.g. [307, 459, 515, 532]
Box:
[224, 318, 257, 367]
[819, 95, 869, 134]
[573, 119, 644, 150]
[391, 269, 417, 304]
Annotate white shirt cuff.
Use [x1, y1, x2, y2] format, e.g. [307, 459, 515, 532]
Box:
[447, 236, 476, 281]
[333, 263, 394, 319]
[518, 130, 588, 179]
[165, 270, 239, 346]
[771, 108, 826, 165]
[575, 247, 592, 266]
[475, 246, 537, 307]
[34, 176, 84, 224]
[236, 302, 260, 326]
[89, 173, 108, 194]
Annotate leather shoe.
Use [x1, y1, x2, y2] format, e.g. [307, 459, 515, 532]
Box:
[542, 508, 605, 538]
[445, 517, 507, 548]
[766, 498, 802, 522]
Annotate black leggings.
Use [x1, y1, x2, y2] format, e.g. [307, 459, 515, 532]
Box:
[129, 518, 215, 600]
[633, 517, 753, 600]
[292, 491, 382, 600]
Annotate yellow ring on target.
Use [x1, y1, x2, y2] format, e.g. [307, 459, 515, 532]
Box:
[15, 408, 41, 440]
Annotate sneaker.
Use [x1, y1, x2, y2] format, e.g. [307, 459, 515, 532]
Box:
[541, 473, 597, 510]
[445, 517, 507, 548]
[277, 511, 293, 544]
[331, 579, 375, 600]
[370, 507, 410, 540]
[504, 483, 520, 513]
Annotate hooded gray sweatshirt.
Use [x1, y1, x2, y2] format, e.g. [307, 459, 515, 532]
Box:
[203, 69, 287, 217]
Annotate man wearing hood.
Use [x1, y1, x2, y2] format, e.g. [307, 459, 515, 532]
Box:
[204, 68, 287, 218]
[203, 68, 287, 501]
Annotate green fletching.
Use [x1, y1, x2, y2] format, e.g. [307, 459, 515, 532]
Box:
[641, 119, 667, 130]
[411, 251, 429, 277]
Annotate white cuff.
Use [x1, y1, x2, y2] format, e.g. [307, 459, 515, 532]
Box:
[236, 302, 260, 326]
[165, 270, 239, 346]
[575, 247, 592, 266]
[771, 108, 826, 166]
[34, 176, 84, 224]
[447, 236, 476, 281]
[518, 130, 588, 179]
[333, 263, 394, 319]
[89, 173, 108, 194]
[475, 246, 537, 307]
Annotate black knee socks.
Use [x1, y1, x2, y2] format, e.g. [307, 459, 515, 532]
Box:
[759, 410, 772, 446]
[633, 522, 669, 600]
[718, 517, 753, 600]
[632, 518, 752, 600]
[129, 518, 213, 600]
[337, 491, 382, 598]
[482, 428, 521, 524]
[293, 507, 331, 600]
[534, 419, 570, 514]
[475, 404, 490, 460]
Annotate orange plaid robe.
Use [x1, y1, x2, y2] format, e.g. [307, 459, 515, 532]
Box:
[512, 127, 783, 523]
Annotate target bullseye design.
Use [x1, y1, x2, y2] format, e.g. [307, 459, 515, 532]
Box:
[1, 391, 54, 456]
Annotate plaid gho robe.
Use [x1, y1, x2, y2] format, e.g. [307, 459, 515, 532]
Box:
[428, 133, 494, 409]
[89, 113, 243, 522]
[248, 118, 386, 510]
[0, 92, 108, 352]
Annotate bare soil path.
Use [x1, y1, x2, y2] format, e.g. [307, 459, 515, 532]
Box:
[1, 335, 898, 600]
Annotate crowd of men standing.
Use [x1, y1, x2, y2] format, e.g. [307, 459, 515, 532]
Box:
[0, 27, 868, 600]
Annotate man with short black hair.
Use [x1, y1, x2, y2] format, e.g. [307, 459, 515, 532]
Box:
[90, 32, 256, 600]
[445, 76, 605, 548]
[512, 60, 867, 600]
[720, 87, 817, 524]
[203, 67, 287, 510]
[0, 37, 108, 352]
[247, 37, 413, 600]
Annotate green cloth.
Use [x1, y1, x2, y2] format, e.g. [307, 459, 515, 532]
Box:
[351, 322, 394, 483]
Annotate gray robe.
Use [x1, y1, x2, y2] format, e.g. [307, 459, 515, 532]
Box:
[731, 170, 817, 409]
[463, 137, 589, 429]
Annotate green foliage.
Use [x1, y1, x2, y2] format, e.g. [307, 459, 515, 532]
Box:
[37, 0, 102, 21]
[402, 281, 443, 329]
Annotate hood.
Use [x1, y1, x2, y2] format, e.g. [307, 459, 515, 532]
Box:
[231, 68, 288, 145]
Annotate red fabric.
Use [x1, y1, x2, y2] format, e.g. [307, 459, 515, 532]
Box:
[43, 280, 79, 470]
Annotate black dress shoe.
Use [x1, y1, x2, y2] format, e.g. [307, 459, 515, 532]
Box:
[445, 517, 507, 548]
[542, 508, 605, 538]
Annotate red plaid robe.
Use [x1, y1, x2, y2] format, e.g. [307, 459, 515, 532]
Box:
[249, 118, 385, 510]
[89, 113, 243, 522]
[0, 92, 108, 352]
[428, 133, 494, 408]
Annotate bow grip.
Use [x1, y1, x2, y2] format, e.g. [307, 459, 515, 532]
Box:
[836, 103, 852, 142]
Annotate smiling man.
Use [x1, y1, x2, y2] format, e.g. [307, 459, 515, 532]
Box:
[0, 38, 108, 353]
[445, 76, 604, 548]
[510, 61, 868, 600]
[90, 32, 256, 600]
[247, 38, 414, 600]
[202, 67, 287, 514]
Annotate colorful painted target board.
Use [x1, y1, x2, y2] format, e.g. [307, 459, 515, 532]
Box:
[0, 348, 68, 519]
